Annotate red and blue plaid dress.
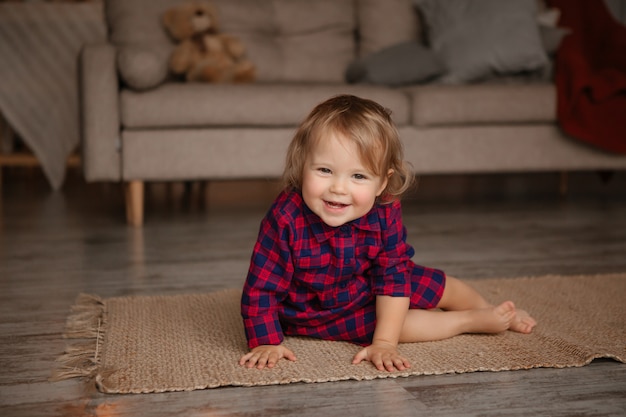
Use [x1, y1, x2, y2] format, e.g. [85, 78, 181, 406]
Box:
[241, 190, 446, 348]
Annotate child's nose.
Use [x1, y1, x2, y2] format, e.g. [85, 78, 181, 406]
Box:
[330, 178, 348, 194]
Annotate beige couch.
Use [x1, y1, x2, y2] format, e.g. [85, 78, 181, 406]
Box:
[80, 0, 626, 226]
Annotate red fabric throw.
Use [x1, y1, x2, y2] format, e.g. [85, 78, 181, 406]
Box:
[548, 0, 626, 153]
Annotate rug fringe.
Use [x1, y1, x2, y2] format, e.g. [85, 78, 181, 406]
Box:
[49, 293, 105, 382]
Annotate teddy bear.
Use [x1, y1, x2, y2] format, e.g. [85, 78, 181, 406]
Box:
[162, 0, 255, 83]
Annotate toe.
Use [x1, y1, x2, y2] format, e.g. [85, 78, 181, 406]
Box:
[494, 301, 515, 315]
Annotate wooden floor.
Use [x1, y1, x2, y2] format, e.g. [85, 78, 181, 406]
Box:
[1, 167, 625, 417]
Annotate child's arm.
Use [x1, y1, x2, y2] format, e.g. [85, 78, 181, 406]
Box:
[353, 201, 413, 371]
[239, 344, 297, 369]
[240, 198, 296, 368]
[352, 295, 411, 372]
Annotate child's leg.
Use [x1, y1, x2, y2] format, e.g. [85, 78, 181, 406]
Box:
[399, 300, 516, 342]
[438, 276, 536, 334]
[400, 276, 536, 343]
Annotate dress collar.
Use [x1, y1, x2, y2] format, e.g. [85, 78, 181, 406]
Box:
[301, 197, 382, 243]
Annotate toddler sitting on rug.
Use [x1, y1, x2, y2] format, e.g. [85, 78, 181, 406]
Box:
[239, 95, 536, 372]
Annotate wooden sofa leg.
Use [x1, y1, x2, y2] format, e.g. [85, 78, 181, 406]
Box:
[125, 181, 144, 227]
[559, 171, 568, 197]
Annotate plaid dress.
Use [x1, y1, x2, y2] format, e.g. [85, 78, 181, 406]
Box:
[241, 190, 445, 348]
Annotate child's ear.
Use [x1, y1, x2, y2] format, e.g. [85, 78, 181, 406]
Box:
[376, 169, 394, 197]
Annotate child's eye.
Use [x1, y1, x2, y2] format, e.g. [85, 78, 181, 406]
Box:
[317, 167, 331, 174]
[353, 173, 368, 180]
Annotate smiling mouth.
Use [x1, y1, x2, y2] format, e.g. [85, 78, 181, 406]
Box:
[324, 200, 349, 209]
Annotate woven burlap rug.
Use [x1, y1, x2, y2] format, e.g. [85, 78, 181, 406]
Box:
[52, 273, 626, 394]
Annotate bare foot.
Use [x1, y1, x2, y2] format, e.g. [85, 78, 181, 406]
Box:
[509, 308, 537, 334]
[465, 301, 516, 334]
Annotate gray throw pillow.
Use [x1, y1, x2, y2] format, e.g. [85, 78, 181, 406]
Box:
[117, 45, 171, 90]
[414, 0, 549, 83]
[346, 41, 444, 86]
[106, 0, 178, 90]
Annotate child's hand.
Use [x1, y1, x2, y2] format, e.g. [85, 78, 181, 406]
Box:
[239, 344, 297, 369]
[352, 342, 411, 372]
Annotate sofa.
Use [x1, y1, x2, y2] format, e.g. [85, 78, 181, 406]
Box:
[80, 0, 626, 226]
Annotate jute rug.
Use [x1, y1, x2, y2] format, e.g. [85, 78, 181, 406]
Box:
[52, 273, 626, 394]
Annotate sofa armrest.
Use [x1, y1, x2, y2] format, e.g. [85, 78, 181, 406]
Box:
[80, 42, 121, 182]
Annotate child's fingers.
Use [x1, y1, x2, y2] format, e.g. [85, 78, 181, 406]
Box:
[385, 352, 411, 371]
[369, 352, 392, 371]
[351, 348, 369, 365]
[377, 355, 405, 372]
[245, 352, 269, 369]
[239, 351, 255, 366]
[387, 355, 411, 372]
[353, 347, 411, 372]
[398, 356, 411, 369]
[240, 350, 269, 368]
[240, 353, 261, 368]
[256, 353, 271, 369]
[282, 347, 297, 362]
[262, 348, 296, 368]
[240, 346, 297, 369]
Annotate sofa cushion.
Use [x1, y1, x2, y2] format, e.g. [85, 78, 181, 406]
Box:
[120, 83, 411, 128]
[106, 0, 355, 88]
[414, 0, 548, 83]
[356, 0, 421, 57]
[122, 128, 297, 180]
[346, 41, 444, 86]
[407, 83, 556, 126]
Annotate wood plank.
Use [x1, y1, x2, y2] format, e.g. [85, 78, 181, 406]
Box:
[0, 152, 80, 167]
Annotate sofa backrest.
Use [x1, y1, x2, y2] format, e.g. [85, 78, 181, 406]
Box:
[356, 0, 421, 57]
[105, 0, 421, 90]
[216, 0, 355, 83]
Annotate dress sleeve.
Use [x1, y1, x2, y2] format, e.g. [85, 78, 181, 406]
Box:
[371, 201, 413, 298]
[241, 210, 294, 348]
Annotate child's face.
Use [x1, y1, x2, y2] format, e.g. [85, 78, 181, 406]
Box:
[301, 132, 389, 227]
